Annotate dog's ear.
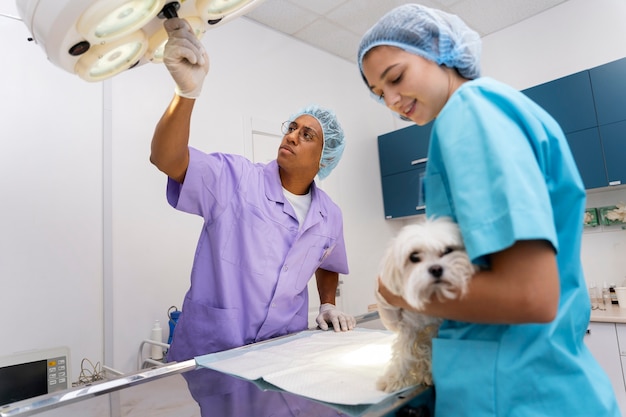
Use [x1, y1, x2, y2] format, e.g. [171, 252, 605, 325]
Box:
[379, 244, 404, 296]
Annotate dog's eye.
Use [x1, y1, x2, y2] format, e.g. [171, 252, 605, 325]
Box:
[442, 247, 454, 256]
[409, 252, 421, 263]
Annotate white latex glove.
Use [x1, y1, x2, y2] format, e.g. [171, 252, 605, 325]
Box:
[375, 287, 402, 332]
[163, 18, 209, 99]
[316, 303, 356, 331]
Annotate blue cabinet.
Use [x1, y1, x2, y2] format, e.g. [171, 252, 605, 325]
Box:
[521, 70, 606, 189]
[377, 123, 432, 219]
[522, 58, 626, 189]
[589, 57, 626, 126]
[380, 170, 426, 219]
[378, 123, 431, 176]
[599, 120, 626, 186]
[565, 128, 607, 189]
[522, 70, 597, 134]
[589, 57, 626, 187]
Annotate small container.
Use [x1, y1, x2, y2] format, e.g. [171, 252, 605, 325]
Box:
[589, 283, 600, 310]
[615, 287, 626, 308]
[150, 320, 163, 360]
[610, 284, 619, 304]
[600, 283, 610, 311]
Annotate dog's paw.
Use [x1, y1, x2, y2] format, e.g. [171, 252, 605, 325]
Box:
[376, 373, 430, 393]
[376, 370, 433, 393]
[376, 375, 401, 393]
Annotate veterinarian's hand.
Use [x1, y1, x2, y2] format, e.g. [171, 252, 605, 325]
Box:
[163, 17, 209, 99]
[316, 303, 356, 331]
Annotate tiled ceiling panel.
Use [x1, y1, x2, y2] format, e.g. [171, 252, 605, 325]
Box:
[245, 0, 569, 63]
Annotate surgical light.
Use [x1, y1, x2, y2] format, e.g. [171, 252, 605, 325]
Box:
[75, 30, 148, 81]
[196, 0, 255, 20]
[76, 0, 163, 43]
[15, 0, 266, 82]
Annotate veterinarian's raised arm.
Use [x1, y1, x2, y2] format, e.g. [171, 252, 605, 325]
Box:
[378, 239, 559, 324]
[150, 17, 209, 184]
[151, 95, 194, 183]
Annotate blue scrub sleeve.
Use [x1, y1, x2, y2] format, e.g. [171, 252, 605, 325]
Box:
[430, 83, 558, 262]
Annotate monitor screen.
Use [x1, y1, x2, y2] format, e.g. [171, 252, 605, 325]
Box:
[0, 360, 48, 406]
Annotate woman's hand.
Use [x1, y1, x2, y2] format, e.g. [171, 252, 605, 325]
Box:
[377, 277, 414, 311]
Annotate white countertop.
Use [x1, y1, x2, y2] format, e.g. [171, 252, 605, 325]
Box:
[590, 304, 626, 323]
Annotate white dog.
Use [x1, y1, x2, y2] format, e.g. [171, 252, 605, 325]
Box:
[376, 217, 478, 392]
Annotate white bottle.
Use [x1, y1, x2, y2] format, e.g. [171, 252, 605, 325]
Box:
[150, 320, 163, 360]
[601, 282, 611, 311]
[589, 282, 599, 310]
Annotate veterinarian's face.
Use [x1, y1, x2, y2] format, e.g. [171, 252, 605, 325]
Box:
[277, 114, 324, 176]
[361, 46, 451, 126]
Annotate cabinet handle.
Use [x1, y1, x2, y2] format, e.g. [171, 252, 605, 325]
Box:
[411, 158, 428, 166]
[609, 180, 622, 186]
[416, 205, 426, 211]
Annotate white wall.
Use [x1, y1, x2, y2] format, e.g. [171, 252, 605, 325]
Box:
[3, 0, 626, 378]
[0, 12, 104, 378]
[481, 0, 626, 90]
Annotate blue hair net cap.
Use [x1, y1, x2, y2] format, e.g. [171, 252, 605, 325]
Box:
[290, 104, 345, 180]
[357, 4, 482, 85]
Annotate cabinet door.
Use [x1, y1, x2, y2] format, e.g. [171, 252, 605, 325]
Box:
[586, 322, 626, 413]
[614, 324, 626, 413]
[522, 70, 597, 134]
[566, 127, 607, 189]
[380, 167, 426, 219]
[590, 57, 626, 126]
[599, 121, 626, 187]
[378, 122, 432, 177]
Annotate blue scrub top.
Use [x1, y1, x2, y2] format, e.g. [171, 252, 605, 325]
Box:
[166, 149, 348, 362]
[424, 78, 620, 416]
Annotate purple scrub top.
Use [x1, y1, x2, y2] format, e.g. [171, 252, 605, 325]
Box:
[166, 148, 349, 361]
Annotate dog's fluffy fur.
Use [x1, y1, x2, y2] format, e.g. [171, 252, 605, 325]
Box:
[376, 217, 478, 392]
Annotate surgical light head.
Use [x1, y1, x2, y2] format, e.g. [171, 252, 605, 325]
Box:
[289, 105, 345, 180]
[357, 3, 482, 93]
[15, 0, 266, 82]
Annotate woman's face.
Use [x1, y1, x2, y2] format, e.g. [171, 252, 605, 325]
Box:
[361, 46, 457, 126]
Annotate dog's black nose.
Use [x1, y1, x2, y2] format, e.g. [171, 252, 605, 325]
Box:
[429, 265, 443, 279]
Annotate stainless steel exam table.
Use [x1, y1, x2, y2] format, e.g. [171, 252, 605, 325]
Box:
[0, 313, 434, 417]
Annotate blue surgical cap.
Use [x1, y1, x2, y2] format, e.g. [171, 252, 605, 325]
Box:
[289, 104, 345, 180]
[357, 4, 482, 88]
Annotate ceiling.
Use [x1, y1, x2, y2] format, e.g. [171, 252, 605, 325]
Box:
[0, 1, 569, 66]
[244, 0, 569, 64]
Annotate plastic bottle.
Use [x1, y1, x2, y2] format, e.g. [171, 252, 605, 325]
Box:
[150, 320, 163, 360]
[601, 282, 611, 311]
[589, 282, 599, 310]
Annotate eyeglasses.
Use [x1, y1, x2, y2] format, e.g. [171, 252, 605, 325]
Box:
[281, 121, 319, 142]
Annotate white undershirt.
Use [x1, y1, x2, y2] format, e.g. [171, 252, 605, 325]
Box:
[283, 187, 312, 229]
